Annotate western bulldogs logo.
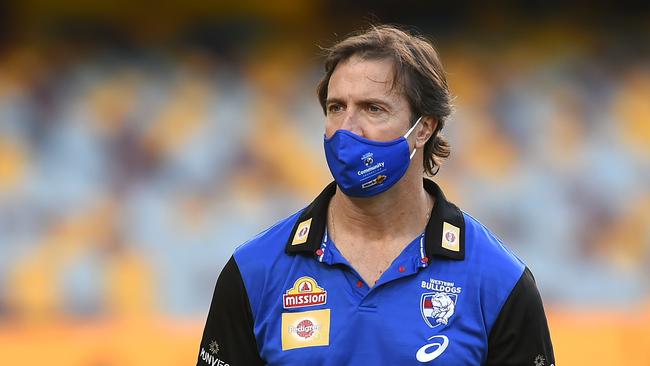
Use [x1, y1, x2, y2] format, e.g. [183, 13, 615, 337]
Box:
[421, 292, 457, 328]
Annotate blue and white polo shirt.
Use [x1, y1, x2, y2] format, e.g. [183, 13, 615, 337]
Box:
[197, 179, 555, 365]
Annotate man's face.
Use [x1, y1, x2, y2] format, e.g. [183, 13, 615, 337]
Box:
[324, 56, 413, 141]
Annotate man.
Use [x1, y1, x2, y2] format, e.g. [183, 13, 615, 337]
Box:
[197, 25, 555, 365]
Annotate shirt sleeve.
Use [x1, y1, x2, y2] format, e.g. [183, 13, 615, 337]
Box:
[197, 256, 265, 366]
[485, 267, 555, 366]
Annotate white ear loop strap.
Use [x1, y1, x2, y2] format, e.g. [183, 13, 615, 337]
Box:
[405, 116, 423, 159]
[404, 116, 423, 138]
[410, 147, 418, 159]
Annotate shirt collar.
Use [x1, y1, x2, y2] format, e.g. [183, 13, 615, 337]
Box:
[284, 179, 465, 260]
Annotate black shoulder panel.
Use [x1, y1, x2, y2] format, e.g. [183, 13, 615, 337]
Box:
[486, 267, 555, 366]
[197, 256, 265, 366]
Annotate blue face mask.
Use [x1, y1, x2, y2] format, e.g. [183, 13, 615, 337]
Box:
[324, 116, 422, 197]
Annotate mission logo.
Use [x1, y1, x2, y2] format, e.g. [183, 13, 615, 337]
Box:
[283, 276, 327, 309]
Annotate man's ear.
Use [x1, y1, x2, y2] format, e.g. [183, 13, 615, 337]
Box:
[415, 116, 437, 149]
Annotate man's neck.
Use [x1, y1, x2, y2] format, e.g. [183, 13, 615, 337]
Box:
[329, 168, 433, 245]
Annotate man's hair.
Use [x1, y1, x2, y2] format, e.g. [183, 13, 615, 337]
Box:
[317, 25, 453, 175]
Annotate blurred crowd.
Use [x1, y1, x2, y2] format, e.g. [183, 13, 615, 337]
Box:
[0, 22, 649, 324]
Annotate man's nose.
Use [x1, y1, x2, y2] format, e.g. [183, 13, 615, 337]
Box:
[339, 109, 363, 136]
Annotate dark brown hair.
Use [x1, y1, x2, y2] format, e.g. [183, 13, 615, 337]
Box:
[317, 25, 453, 175]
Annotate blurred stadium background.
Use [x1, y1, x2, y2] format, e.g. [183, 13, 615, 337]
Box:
[0, 1, 649, 364]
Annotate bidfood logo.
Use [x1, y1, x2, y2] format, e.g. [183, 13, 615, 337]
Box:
[283, 277, 327, 309]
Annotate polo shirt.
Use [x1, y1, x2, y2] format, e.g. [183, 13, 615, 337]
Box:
[197, 179, 555, 365]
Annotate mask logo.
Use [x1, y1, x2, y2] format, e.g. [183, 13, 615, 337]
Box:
[362, 152, 374, 166]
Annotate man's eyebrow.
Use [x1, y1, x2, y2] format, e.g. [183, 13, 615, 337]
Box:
[325, 97, 392, 107]
[359, 98, 392, 107]
[325, 97, 345, 105]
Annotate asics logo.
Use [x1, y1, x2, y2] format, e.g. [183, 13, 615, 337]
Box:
[415, 335, 449, 362]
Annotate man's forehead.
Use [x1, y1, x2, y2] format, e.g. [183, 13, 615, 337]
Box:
[329, 56, 402, 98]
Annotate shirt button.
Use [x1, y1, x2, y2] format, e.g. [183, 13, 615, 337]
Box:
[315, 249, 324, 256]
[398, 266, 405, 273]
[356, 281, 363, 288]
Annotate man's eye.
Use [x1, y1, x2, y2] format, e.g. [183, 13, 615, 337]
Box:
[368, 105, 382, 113]
[328, 104, 342, 113]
